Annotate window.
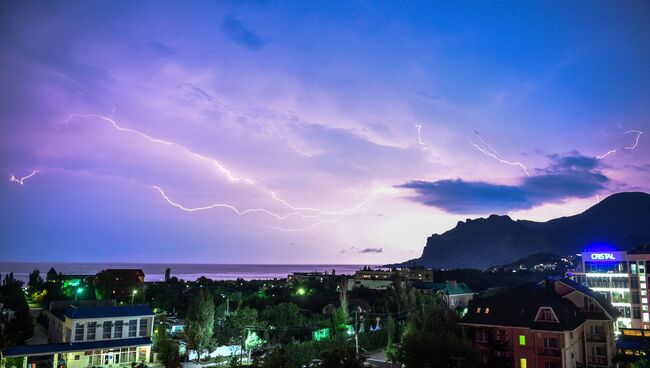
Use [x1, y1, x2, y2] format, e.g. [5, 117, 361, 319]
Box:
[114, 321, 123, 338]
[535, 307, 559, 322]
[519, 335, 526, 346]
[591, 346, 606, 356]
[544, 337, 560, 349]
[87, 322, 96, 340]
[475, 330, 488, 342]
[139, 319, 147, 336]
[544, 362, 560, 368]
[74, 355, 80, 361]
[476, 307, 481, 314]
[632, 262, 637, 274]
[128, 319, 137, 337]
[485, 307, 490, 314]
[633, 291, 641, 304]
[520, 358, 527, 368]
[634, 307, 642, 319]
[103, 321, 112, 339]
[75, 323, 85, 341]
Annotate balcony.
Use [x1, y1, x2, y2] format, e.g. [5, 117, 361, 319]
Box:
[539, 348, 561, 357]
[587, 334, 607, 342]
[588, 356, 608, 366]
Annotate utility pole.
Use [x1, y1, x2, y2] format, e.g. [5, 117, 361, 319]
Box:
[354, 309, 359, 359]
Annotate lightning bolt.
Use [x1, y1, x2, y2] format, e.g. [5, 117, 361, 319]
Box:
[414, 123, 439, 157]
[269, 186, 399, 232]
[470, 132, 531, 177]
[596, 129, 643, 160]
[9, 170, 37, 185]
[60, 112, 392, 229]
[153, 186, 309, 220]
[415, 124, 425, 145]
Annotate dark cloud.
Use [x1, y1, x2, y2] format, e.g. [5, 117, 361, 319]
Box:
[398, 153, 609, 214]
[341, 247, 383, 254]
[221, 16, 267, 50]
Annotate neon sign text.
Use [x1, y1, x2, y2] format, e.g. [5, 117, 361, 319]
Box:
[591, 253, 616, 260]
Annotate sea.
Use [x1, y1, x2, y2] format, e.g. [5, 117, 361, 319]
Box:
[0, 263, 374, 283]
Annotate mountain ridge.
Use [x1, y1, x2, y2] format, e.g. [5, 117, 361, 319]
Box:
[396, 192, 650, 269]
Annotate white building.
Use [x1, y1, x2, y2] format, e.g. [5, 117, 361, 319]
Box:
[2, 304, 155, 368]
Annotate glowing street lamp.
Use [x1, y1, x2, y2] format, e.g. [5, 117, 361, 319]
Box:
[75, 287, 84, 301]
[132, 289, 138, 304]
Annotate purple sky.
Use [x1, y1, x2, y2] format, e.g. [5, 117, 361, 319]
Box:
[1, 1, 649, 264]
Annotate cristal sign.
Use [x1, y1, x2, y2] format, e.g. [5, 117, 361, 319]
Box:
[590, 253, 616, 260]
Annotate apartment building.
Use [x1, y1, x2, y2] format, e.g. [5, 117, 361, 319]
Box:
[460, 278, 617, 368]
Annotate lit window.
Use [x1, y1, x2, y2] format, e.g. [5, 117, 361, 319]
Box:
[485, 308, 490, 314]
[476, 307, 481, 313]
[520, 358, 527, 368]
[519, 335, 526, 346]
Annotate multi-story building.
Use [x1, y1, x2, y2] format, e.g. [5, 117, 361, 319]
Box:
[570, 247, 650, 330]
[94, 269, 145, 301]
[460, 278, 618, 368]
[347, 266, 434, 290]
[286, 271, 340, 284]
[1, 304, 155, 368]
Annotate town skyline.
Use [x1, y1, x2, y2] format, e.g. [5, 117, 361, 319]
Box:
[2, 1, 650, 264]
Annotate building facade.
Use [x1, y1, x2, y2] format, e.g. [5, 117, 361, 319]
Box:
[2, 305, 155, 368]
[570, 249, 650, 330]
[460, 278, 618, 368]
[347, 266, 434, 290]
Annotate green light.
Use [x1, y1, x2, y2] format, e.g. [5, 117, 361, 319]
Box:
[76, 287, 84, 294]
[133, 289, 138, 294]
[312, 328, 330, 341]
[296, 288, 306, 296]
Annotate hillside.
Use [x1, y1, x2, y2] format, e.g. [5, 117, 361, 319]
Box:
[399, 192, 650, 269]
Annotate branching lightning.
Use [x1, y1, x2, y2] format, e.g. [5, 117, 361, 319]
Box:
[470, 131, 531, 177]
[269, 186, 399, 232]
[415, 124, 425, 145]
[596, 130, 643, 160]
[9, 170, 38, 185]
[153, 186, 307, 220]
[414, 123, 439, 156]
[61, 112, 392, 231]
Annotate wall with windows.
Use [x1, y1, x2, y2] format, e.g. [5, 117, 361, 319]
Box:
[62, 315, 154, 343]
[63, 345, 151, 368]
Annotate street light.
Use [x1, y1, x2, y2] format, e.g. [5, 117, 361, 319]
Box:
[132, 289, 138, 304]
[75, 287, 84, 301]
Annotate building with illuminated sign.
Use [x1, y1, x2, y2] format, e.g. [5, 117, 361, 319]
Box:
[570, 247, 650, 330]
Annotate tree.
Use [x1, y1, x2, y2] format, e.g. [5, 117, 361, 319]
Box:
[165, 268, 171, 283]
[319, 347, 364, 368]
[394, 305, 479, 368]
[27, 269, 44, 295]
[261, 302, 304, 343]
[0, 273, 33, 348]
[153, 319, 180, 368]
[156, 338, 180, 367]
[184, 289, 215, 361]
[220, 307, 258, 345]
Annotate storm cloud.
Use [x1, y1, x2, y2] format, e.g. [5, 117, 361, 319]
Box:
[398, 153, 610, 214]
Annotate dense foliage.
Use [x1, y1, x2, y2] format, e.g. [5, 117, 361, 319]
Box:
[0, 273, 33, 348]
